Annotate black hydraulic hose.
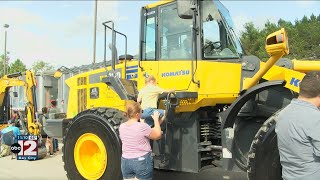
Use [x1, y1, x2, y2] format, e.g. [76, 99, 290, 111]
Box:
[32, 86, 38, 120]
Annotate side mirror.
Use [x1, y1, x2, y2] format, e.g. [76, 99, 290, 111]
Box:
[265, 28, 289, 56]
[13, 92, 18, 97]
[177, 0, 193, 19]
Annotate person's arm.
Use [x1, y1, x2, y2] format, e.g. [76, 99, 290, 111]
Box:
[156, 86, 175, 94]
[148, 111, 162, 140]
[42, 116, 47, 128]
[312, 139, 320, 157]
[137, 93, 142, 103]
[137, 88, 143, 103]
[162, 89, 175, 93]
[309, 119, 320, 157]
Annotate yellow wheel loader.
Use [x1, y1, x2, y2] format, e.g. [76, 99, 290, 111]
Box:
[0, 70, 47, 159]
[46, 0, 320, 179]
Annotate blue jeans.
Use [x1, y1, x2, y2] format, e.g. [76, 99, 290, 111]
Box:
[141, 108, 165, 127]
[53, 138, 59, 151]
[121, 152, 153, 180]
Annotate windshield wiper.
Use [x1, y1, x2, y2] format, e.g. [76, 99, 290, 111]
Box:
[217, 10, 242, 58]
[229, 27, 245, 56]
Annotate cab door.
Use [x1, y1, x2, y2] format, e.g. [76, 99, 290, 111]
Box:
[137, 7, 159, 90]
[157, 2, 193, 90]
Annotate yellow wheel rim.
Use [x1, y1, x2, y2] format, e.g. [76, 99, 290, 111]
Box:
[74, 133, 107, 180]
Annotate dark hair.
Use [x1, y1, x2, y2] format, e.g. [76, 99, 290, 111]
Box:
[299, 71, 320, 98]
[51, 100, 57, 107]
[15, 121, 21, 128]
[126, 102, 141, 119]
[42, 107, 48, 114]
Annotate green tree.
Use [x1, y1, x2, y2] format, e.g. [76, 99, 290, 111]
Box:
[240, 14, 320, 60]
[31, 60, 54, 74]
[0, 54, 10, 76]
[8, 59, 26, 74]
[240, 22, 261, 56]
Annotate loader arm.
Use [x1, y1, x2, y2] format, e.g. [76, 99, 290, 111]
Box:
[262, 61, 306, 93]
[292, 59, 320, 72]
[242, 59, 320, 101]
[263, 58, 320, 92]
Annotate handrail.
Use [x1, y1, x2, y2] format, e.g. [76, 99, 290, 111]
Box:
[102, 21, 128, 78]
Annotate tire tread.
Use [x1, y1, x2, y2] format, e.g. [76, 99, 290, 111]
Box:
[62, 108, 125, 180]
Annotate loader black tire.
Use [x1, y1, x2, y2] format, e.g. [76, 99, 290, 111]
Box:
[247, 114, 282, 180]
[62, 108, 125, 180]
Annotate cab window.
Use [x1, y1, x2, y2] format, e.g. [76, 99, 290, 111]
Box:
[142, 16, 156, 60]
[159, 3, 193, 60]
[201, 1, 238, 59]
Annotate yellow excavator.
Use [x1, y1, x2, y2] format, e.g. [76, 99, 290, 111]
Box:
[0, 70, 46, 159]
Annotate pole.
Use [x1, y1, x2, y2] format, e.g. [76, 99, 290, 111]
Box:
[3, 24, 9, 76]
[93, 0, 98, 64]
[4, 30, 7, 75]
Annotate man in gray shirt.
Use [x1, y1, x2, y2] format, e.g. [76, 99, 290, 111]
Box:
[49, 100, 60, 114]
[275, 71, 320, 180]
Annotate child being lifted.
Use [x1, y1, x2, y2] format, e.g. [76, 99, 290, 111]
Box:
[137, 75, 175, 127]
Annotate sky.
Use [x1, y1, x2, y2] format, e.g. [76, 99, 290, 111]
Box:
[0, 0, 319, 69]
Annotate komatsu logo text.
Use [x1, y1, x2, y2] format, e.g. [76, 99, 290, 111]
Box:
[290, 77, 301, 87]
[161, 70, 190, 77]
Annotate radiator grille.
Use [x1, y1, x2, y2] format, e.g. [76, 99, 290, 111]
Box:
[78, 88, 87, 112]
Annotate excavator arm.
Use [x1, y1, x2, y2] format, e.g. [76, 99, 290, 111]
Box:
[24, 70, 40, 135]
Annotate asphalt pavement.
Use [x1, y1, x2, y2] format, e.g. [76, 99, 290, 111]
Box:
[0, 144, 247, 180]
[154, 167, 247, 180]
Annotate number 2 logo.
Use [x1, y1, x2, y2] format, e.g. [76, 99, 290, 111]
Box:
[18, 140, 37, 156]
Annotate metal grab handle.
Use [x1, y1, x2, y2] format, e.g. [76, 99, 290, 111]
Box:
[166, 92, 179, 108]
[102, 21, 128, 77]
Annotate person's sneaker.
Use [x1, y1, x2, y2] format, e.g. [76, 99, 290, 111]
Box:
[50, 153, 54, 157]
[159, 159, 169, 168]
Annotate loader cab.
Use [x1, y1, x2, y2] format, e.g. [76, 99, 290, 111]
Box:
[139, 0, 244, 62]
[138, 0, 244, 93]
[0, 88, 11, 129]
[0, 88, 19, 130]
